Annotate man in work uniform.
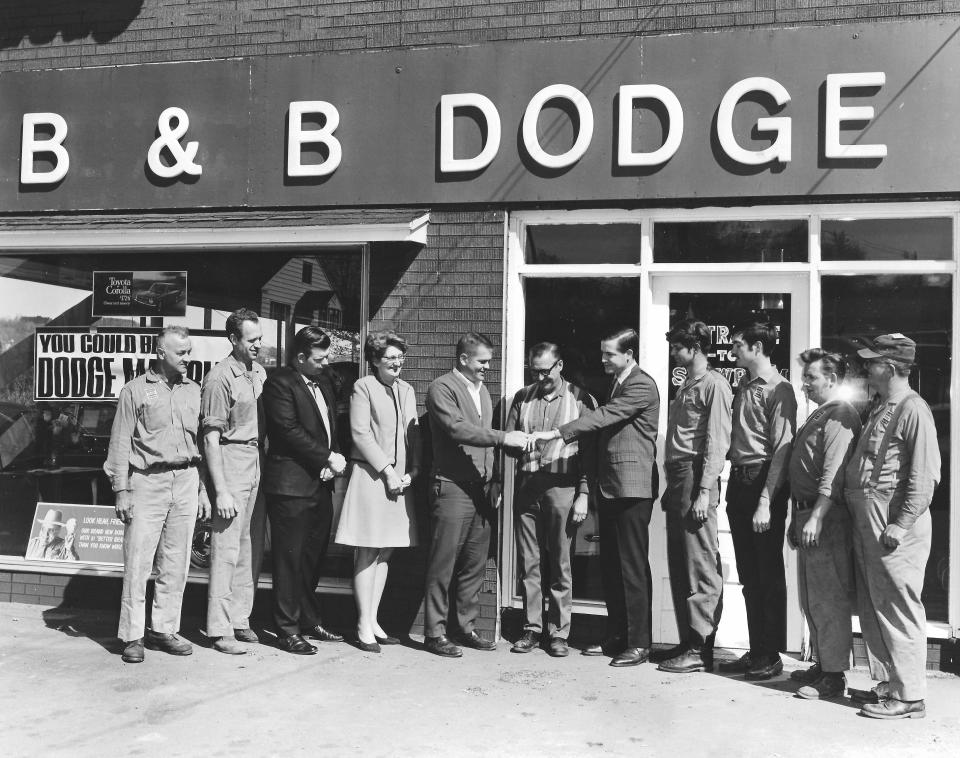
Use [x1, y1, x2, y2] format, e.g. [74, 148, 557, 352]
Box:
[202, 308, 267, 654]
[721, 319, 797, 680]
[104, 325, 203, 664]
[504, 342, 596, 658]
[844, 334, 940, 719]
[787, 349, 861, 699]
[655, 320, 732, 674]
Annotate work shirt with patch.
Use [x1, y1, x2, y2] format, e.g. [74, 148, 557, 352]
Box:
[843, 389, 941, 529]
[104, 368, 201, 492]
[729, 365, 797, 500]
[200, 353, 266, 443]
[665, 368, 733, 490]
[506, 378, 597, 496]
[788, 399, 861, 504]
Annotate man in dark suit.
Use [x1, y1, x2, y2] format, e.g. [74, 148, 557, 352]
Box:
[262, 326, 347, 655]
[423, 332, 530, 658]
[534, 327, 660, 667]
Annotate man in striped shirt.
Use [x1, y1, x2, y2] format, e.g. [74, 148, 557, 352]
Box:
[504, 342, 597, 658]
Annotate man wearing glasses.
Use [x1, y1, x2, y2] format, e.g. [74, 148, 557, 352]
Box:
[504, 343, 597, 658]
[844, 334, 940, 719]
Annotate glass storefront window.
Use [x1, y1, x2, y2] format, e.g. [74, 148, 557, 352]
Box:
[821, 274, 952, 622]
[525, 224, 642, 264]
[0, 249, 363, 582]
[654, 220, 807, 263]
[821, 218, 952, 261]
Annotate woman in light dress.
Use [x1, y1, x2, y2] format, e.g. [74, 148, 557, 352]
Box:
[336, 331, 420, 652]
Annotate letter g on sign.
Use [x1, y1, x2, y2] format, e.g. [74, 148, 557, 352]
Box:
[147, 107, 203, 179]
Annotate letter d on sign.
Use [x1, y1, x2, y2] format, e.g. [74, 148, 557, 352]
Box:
[21, 113, 70, 184]
[288, 101, 342, 178]
[438, 93, 502, 173]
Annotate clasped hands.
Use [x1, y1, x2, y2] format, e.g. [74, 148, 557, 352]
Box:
[320, 451, 348, 482]
[502, 428, 561, 452]
[383, 464, 418, 497]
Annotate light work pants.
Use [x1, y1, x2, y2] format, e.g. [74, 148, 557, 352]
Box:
[206, 445, 261, 637]
[118, 466, 199, 642]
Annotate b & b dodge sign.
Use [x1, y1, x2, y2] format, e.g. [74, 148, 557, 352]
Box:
[34, 327, 227, 401]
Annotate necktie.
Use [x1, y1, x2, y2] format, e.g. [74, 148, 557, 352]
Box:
[309, 381, 332, 442]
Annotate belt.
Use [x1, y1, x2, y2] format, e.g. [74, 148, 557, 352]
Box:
[138, 460, 197, 474]
[221, 439, 259, 447]
[730, 461, 767, 476]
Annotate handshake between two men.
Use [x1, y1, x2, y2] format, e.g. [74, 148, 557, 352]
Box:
[501, 428, 563, 452]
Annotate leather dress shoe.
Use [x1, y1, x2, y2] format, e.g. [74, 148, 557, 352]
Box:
[717, 651, 752, 673]
[547, 638, 569, 658]
[610, 647, 649, 667]
[797, 672, 845, 700]
[658, 647, 708, 673]
[424, 635, 463, 658]
[277, 634, 318, 655]
[849, 681, 890, 704]
[121, 638, 144, 663]
[375, 634, 401, 645]
[790, 662, 821, 683]
[212, 637, 247, 655]
[354, 639, 382, 653]
[582, 636, 625, 657]
[145, 630, 193, 656]
[649, 643, 688, 664]
[745, 655, 784, 680]
[511, 631, 541, 654]
[458, 630, 496, 651]
[302, 624, 344, 643]
[860, 698, 925, 719]
[234, 628, 259, 644]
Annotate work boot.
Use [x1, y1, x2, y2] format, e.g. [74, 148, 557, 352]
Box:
[212, 637, 247, 655]
[658, 647, 707, 674]
[121, 638, 144, 663]
[145, 630, 193, 656]
[797, 672, 845, 700]
[849, 681, 890, 704]
[790, 662, 822, 684]
[860, 699, 925, 720]
[510, 630, 540, 654]
[234, 628, 259, 644]
[649, 643, 688, 664]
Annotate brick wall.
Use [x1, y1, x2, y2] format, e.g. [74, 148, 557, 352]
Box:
[1, 1, 958, 72]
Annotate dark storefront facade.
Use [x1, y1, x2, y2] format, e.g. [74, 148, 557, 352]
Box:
[1, 6, 958, 654]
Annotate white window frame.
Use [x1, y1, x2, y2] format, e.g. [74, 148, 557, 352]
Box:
[504, 202, 960, 639]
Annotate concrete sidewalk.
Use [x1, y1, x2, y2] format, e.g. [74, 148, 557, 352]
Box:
[2, 602, 958, 758]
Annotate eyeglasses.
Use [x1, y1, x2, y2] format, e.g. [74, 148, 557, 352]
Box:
[382, 355, 405, 366]
[528, 358, 560, 378]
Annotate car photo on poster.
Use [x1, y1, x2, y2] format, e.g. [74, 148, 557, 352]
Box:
[91, 270, 187, 317]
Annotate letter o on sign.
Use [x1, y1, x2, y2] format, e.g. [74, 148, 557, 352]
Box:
[522, 84, 594, 169]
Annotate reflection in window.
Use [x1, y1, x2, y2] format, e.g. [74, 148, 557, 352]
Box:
[821, 274, 952, 622]
[654, 220, 807, 263]
[525, 224, 642, 264]
[821, 218, 952, 261]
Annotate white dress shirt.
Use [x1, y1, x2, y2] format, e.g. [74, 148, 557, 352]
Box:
[453, 367, 483, 418]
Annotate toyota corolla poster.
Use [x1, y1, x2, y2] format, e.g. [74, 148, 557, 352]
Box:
[92, 270, 187, 317]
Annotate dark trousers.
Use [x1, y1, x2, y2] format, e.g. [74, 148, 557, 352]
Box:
[599, 495, 654, 648]
[663, 458, 723, 645]
[266, 490, 334, 637]
[423, 479, 492, 638]
[726, 462, 788, 657]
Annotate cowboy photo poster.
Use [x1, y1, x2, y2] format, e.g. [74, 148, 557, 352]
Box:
[25, 503, 125, 566]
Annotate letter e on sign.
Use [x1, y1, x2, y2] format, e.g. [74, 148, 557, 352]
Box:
[21, 113, 70, 184]
[824, 72, 887, 160]
[287, 101, 342, 178]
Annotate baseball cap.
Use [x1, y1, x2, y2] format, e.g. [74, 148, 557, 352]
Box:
[857, 333, 916, 364]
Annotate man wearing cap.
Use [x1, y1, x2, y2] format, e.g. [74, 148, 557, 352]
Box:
[104, 325, 203, 664]
[656, 320, 732, 674]
[722, 319, 797, 680]
[201, 308, 267, 655]
[844, 334, 940, 719]
[26, 508, 63, 560]
[787, 349, 861, 700]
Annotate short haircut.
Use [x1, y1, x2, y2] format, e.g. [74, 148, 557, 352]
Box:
[798, 348, 847, 381]
[225, 308, 260, 340]
[157, 325, 190, 351]
[731, 319, 778, 357]
[456, 331, 493, 358]
[365, 329, 407, 369]
[293, 325, 331, 358]
[665, 319, 712, 352]
[528, 342, 561, 363]
[603, 327, 639, 358]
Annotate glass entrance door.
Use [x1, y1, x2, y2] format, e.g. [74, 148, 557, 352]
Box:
[647, 273, 809, 651]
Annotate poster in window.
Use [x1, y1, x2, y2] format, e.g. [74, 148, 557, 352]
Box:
[92, 270, 188, 317]
[25, 503, 124, 566]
